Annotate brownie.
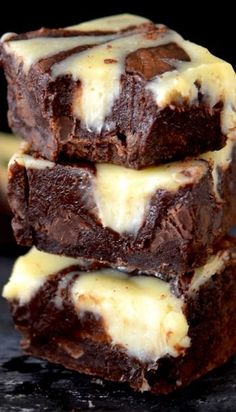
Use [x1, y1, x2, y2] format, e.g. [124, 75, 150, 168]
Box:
[7, 141, 236, 278]
[1, 13, 236, 168]
[3, 236, 236, 394]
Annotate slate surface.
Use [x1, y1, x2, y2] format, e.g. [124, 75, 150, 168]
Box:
[1, 240, 236, 412]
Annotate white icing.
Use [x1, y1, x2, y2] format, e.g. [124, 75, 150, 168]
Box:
[52, 29, 183, 132]
[2, 247, 83, 305]
[200, 139, 233, 199]
[4, 34, 116, 71]
[2, 247, 189, 362]
[1, 32, 17, 42]
[94, 160, 207, 233]
[189, 251, 228, 292]
[3, 247, 228, 304]
[66, 14, 150, 32]
[94, 140, 234, 233]
[9, 152, 55, 170]
[71, 269, 190, 362]
[3, 246, 229, 362]
[147, 41, 236, 139]
[53, 272, 78, 309]
[3, 14, 236, 137]
[10, 138, 233, 234]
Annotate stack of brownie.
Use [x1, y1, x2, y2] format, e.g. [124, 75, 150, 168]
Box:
[1, 14, 236, 394]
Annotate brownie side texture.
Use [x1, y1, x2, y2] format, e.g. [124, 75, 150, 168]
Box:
[8, 238, 236, 394]
[7, 146, 236, 278]
[0, 20, 228, 168]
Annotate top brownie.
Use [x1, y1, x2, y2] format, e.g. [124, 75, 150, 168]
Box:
[1, 14, 236, 168]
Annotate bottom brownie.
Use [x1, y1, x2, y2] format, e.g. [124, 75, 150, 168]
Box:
[3, 238, 236, 394]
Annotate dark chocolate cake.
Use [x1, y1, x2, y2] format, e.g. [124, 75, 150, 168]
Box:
[3, 237, 236, 394]
[1, 14, 236, 168]
[7, 141, 236, 276]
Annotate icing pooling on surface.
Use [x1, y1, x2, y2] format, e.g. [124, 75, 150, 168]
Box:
[2, 14, 236, 136]
[2, 13, 150, 73]
[147, 41, 236, 139]
[66, 13, 150, 31]
[3, 34, 117, 71]
[2, 247, 83, 305]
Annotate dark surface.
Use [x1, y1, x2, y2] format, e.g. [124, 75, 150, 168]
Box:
[1, 255, 236, 411]
[1, 23, 226, 168]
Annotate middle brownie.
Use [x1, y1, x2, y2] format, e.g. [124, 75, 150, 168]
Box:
[8, 140, 236, 279]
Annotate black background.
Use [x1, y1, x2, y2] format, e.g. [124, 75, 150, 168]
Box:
[0, 0, 235, 131]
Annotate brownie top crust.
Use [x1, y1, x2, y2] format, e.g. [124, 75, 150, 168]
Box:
[1, 13, 236, 140]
